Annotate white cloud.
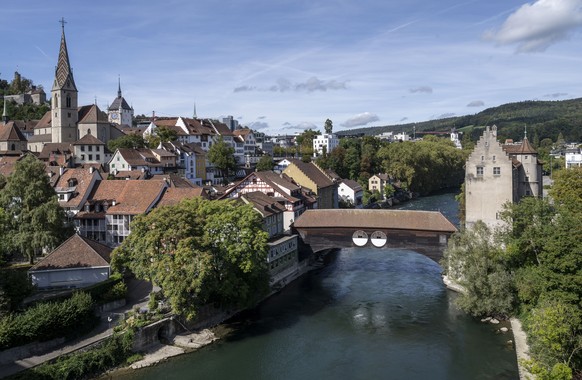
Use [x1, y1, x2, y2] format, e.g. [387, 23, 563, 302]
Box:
[284, 122, 318, 130]
[467, 100, 485, 107]
[248, 121, 270, 130]
[234, 76, 349, 93]
[484, 0, 582, 52]
[409, 86, 433, 94]
[544, 92, 568, 98]
[341, 112, 380, 128]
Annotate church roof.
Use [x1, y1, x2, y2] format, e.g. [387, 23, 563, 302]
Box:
[52, 24, 77, 92]
[0, 122, 27, 142]
[78, 104, 109, 124]
[108, 96, 132, 111]
[34, 111, 52, 129]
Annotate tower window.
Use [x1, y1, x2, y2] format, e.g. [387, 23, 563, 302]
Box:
[476, 167, 483, 176]
[66, 95, 71, 108]
[493, 167, 500, 175]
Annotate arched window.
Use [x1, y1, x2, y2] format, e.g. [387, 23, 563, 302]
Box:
[87, 128, 91, 135]
[10, 143, 15, 150]
[54, 94, 58, 107]
[66, 95, 71, 108]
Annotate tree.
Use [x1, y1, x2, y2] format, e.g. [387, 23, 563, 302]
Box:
[255, 155, 274, 172]
[145, 127, 178, 148]
[111, 198, 270, 320]
[0, 155, 71, 264]
[324, 119, 333, 134]
[549, 167, 582, 213]
[107, 134, 146, 152]
[441, 221, 516, 318]
[207, 136, 237, 184]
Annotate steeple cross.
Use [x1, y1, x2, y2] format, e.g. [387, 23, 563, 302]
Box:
[59, 17, 67, 30]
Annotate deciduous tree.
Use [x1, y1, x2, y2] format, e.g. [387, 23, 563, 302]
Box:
[207, 136, 237, 184]
[0, 155, 71, 264]
[111, 198, 270, 320]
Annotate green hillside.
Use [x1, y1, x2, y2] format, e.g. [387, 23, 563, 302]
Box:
[338, 98, 582, 143]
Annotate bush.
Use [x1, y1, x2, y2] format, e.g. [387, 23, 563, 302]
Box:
[0, 292, 97, 350]
[7, 331, 135, 380]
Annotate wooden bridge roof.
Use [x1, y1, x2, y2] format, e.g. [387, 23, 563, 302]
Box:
[294, 209, 457, 233]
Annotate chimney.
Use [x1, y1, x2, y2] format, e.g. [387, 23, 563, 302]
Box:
[59, 166, 65, 176]
[89, 166, 94, 174]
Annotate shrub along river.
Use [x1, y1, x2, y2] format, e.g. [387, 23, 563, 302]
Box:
[114, 191, 519, 380]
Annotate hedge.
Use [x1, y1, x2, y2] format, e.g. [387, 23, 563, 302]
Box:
[6, 331, 136, 380]
[0, 292, 97, 350]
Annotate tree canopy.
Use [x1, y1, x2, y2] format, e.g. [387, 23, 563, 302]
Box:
[0, 155, 71, 263]
[255, 155, 274, 172]
[111, 198, 270, 320]
[443, 166, 582, 376]
[107, 134, 147, 152]
[207, 136, 237, 184]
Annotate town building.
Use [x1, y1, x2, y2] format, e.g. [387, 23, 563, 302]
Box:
[565, 149, 582, 168]
[368, 173, 390, 194]
[338, 179, 364, 208]
[283, 159, 338, 209]
[239, 191, 299, 286]
[465, 125, 543, 229]
[28, 234, 111, 290]
[312, 133, 339, 157]
[220, 170, 316, 231]
[75, 179, 167, 246]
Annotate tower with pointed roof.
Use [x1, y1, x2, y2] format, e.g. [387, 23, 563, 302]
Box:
[51, 18, 79, 144]
[107, 77, 133, 126]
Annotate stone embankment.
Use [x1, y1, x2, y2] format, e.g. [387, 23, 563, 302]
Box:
[130, 329, 218, 369]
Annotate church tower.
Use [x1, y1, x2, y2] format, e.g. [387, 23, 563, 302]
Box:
[51, 19, 78, 143]
[108, 77, 134, 126]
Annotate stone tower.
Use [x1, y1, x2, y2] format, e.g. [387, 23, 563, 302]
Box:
[51, 19, 78, 143]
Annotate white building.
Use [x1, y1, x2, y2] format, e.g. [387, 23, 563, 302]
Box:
[338, 179, 364, 208]
[565, 149, 582, 168]
[313, 133, 339, 156]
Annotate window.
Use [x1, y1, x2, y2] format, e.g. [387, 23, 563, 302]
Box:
[493, 167, 500, 175]
[88, 154, 93, 160]
[88, 146, 92, 152]
[81, 146, 85, 152]
[492, 155, 496, 161]
[476, 167, 483, 176]
[96, 154, 100, 160]
[524, 155, 528, 160]
[481, 156, 484, 161]
[81, 154, 85, 160]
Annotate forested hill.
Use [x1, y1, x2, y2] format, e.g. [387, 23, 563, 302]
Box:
[337, 98, 582, 143]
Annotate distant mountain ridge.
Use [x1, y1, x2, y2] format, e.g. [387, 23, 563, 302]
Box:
[337, 98, 582, 143]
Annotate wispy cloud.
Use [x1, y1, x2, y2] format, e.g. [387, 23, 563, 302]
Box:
[484, 0, 582, 52]
[410, 86, 433, 94]
[284, 122, 318, 130]
[234, 76, 349, 93]
[467, 100, 485, 107]
[341, 112, 379, 128]
[544, 92, 568, 98]
[248, 121, 270, 130]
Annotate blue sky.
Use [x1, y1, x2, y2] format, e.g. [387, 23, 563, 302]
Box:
[2, 0, 582, 134]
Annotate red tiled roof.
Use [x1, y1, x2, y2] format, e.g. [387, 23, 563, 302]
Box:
[157, 187, 208, 207]
[285, 159, 335, 189]
[0, 122, 27, 142]
[502, 138, 537, 155]
[87, 179, 166, 215]
[54, 167, 101, 209]
[241, 191, 286, 217]
[29, 234, 111, 271]
[74, 133, 105, 145]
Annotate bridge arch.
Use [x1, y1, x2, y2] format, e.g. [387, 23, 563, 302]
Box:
[292, 209, 457, 263]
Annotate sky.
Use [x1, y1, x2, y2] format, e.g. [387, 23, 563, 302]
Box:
[2, 0, 582, 134]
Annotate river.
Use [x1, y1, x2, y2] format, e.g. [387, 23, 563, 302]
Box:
[114, 191, 519, 380]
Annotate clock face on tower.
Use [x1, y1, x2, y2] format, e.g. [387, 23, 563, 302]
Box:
[111, 113, 118, 119]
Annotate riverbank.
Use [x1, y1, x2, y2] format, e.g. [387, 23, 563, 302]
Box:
[443, 274, 534, 380]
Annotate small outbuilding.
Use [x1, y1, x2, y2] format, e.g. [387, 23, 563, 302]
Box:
[29, 234, 112, 290]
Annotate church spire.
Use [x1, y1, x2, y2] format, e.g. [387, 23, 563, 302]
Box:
[193, 102, 197, 119]
[524, 125, 528, 140]
[52, 17, 77, 92]
[118, 75, 122, 98]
